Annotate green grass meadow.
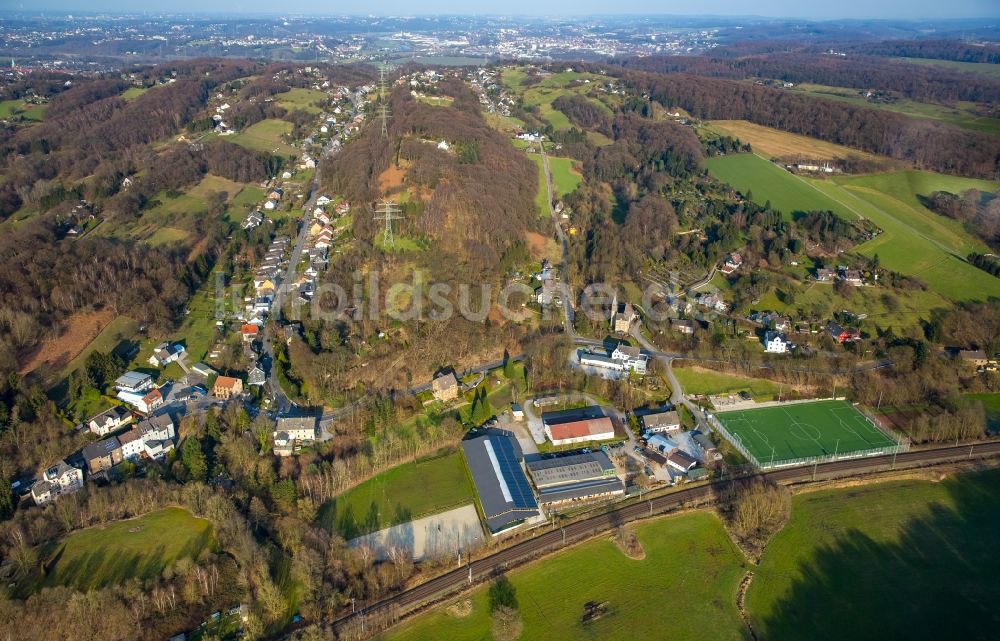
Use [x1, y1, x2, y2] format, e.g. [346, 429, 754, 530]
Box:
[528, 153, 550, 216]
[276, 87, 329, 114]
[31, 507, 214, 593]
[317, 449, 475, 539]
[672, 366, 782, 400]
[231, 119, 296, 155]
[547, 155, 582, 199]
[966, 392, 1000, 433]
[381, 511, 750, 641]
[747, 470, 1000, 641]
[0, 98, 47, 121]
[705, 153, 851, 221]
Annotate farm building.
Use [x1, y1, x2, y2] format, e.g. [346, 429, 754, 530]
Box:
[461, 431, 539, 534]
[526, 451, 625, 505]
[543, 415, 616, 446]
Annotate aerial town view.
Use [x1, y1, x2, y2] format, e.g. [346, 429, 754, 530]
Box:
[0, 1, 999, 640]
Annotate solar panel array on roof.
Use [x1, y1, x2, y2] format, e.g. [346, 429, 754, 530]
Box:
[462, 432, 539, 533]
[486, 436, 536, 510]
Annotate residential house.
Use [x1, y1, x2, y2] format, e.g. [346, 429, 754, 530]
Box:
[431, 371, 460, 402]
[535, 278, 559, 305]
[671, 319, 695, 335]
[720, 252, 743, 275]
[273, 416, 318, 456]
[118, 429, 146, 461]
[316, 195, 331, 207]
[213, 376, 244, 399]
[957, 350, 995, 371]
[610, 299, 637, 334]
[815, 268, 835, 282]
[263, 200, 277, 211]
[642, 410, 681, 433]
[119, 386, 164, 414]
[242, 211, 263, 230]
[268, 188, 284, 201]
[115, 371, 153, 394]
[136, 414, 177, 459]
[82, 437, 123, 474]
[763, 331, 790, 354]
[827, 322, 861, 343]
[31, 460, 84, 505]
[148, 342, 185, 367]
[254, 276, 276, 292]
[84, 406, 132, 437]
[248, 364, 266, 386]
[241, 324, 259, 342]
[611, 344, 648, 374]
[841, 269, 863, 286]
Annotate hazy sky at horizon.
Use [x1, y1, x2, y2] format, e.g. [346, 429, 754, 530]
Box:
[5, 0, 1000, 21]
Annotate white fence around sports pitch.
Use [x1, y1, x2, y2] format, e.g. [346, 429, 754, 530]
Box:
[708, 414, 910, 471]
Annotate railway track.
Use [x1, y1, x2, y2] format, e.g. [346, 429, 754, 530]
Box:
[333, 440, 1000, 634]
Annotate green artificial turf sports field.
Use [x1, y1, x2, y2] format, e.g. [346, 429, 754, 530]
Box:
[714, 399, 900, 467]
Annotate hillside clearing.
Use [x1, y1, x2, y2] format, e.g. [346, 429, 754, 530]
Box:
[29, 507, 214, 594]
[230, 119, 296, 155]
[20, 309, 116, 376]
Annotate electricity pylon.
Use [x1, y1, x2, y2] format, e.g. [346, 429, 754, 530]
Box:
[373, 200, 402, 249]
[378, 64, 391, 138]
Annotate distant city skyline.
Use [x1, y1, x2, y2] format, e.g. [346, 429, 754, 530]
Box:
[4, 1, 1000, 21]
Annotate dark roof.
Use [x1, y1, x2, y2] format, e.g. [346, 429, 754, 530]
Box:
[462, 433, 538, 533]
[668, 450, 697, 470]
[82, 437, 121, 461]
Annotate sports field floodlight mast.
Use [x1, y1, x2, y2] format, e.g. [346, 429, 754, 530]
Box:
[373, 199, 402, 249]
